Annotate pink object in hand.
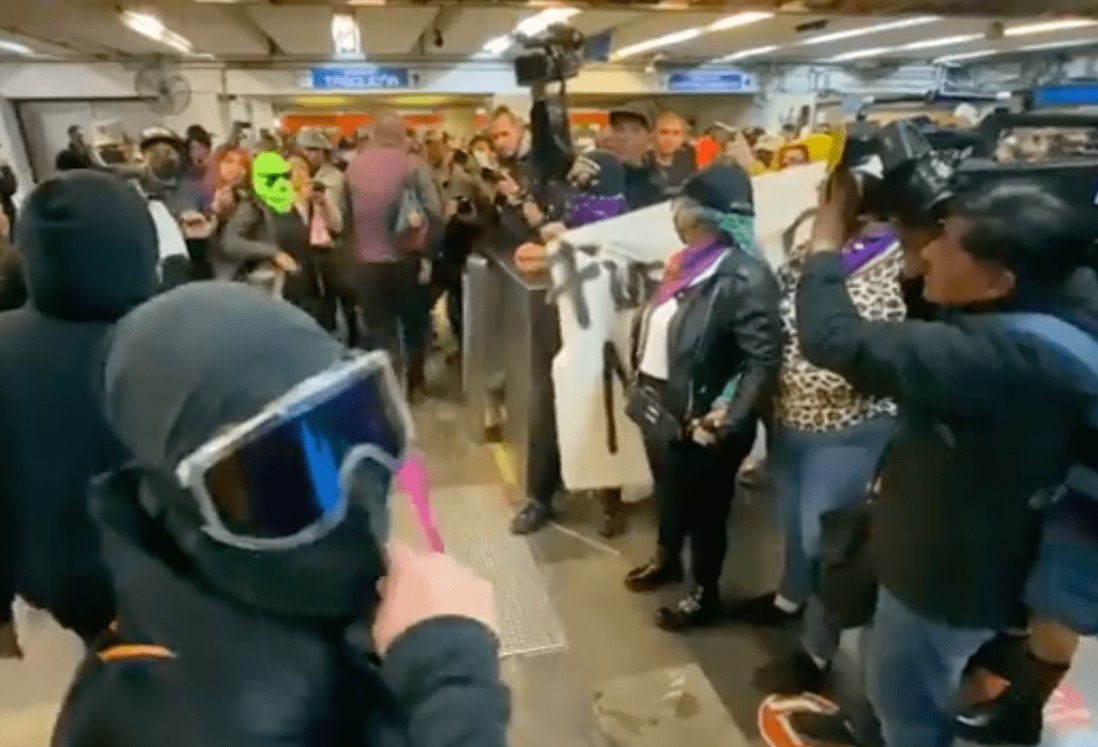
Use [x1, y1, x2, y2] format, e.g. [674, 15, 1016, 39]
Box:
[396, 452, 444, 553]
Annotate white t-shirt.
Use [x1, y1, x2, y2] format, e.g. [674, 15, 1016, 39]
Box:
[638, 256, 724, 381]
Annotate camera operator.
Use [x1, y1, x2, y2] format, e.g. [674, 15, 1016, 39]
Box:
[795, 172, 1098, 747]
[487, 106, 555, 247]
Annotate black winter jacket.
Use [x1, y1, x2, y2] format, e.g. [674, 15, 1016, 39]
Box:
[0, 171, 159, 635]
[51, 469, 511, 747]
[634, 247, 782, 439]
[797, 253, 1098, 629]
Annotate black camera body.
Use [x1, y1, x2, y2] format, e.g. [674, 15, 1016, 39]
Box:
[513, 24, 585, 87]
[841, 113, 1098, 229]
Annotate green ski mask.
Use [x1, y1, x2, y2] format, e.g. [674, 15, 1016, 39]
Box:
[252, 151, 295, 215]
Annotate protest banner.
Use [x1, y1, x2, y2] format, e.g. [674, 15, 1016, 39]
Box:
[547, 163, 824, 492]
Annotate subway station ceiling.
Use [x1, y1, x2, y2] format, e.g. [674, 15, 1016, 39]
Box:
[0, 1, 1095, 65]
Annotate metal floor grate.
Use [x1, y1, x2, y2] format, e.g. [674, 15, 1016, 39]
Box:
[392, 484, 567, 659]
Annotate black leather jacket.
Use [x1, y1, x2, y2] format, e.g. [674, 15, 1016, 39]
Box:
[633, 248, 782, 439]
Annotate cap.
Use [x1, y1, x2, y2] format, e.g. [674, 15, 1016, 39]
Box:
[296, 128, 332, 151]
[139, 126, 184, 151]
[680, 163, 754, 216]
[609, 101, 657, 130]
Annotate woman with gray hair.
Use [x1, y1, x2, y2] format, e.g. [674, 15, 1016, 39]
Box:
[623, 164, 782, 631]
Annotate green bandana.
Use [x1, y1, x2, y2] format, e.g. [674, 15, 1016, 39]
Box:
[252, 151, 294, 215]
[719, 213, 758, 257]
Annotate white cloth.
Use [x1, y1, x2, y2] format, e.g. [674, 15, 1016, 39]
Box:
[148, 199, 188, 263]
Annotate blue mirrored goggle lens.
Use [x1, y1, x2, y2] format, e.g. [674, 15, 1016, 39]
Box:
[204, 372, 403, 539]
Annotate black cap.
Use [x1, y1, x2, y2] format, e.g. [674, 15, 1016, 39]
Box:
[680, 162, 755, 216]
[139, 126, 184, 151]
[185, 124, 212, 149]
[609, 101, 656, 130]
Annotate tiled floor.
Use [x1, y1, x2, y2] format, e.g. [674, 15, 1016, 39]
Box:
[3, 360, 1096, 747]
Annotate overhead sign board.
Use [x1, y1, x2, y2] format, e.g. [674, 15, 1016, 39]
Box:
[306, 66, 410, 91]
[665, 69, 758, 94]
[1033, 83, 1098, 108]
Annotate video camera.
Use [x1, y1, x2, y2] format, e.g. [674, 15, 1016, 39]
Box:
[513, 24, 586, 206]
[840, 112, 1098, 230]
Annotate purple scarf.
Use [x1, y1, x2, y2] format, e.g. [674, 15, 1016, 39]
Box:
[650, 238, 728, 307]
[564, 192, 629, 228]
[841, 228, 898, 275]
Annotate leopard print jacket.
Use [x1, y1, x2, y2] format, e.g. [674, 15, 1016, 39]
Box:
[774, 247, 906, 432]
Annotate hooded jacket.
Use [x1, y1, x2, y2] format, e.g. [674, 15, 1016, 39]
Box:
[52, 283, 510, 747]
[0, 170, 159, 635]
[797, 253, 1098, 629]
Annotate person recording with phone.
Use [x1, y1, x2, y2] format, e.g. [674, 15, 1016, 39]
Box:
[795, 168, 1098, 747]
[51, 283, 510, 747]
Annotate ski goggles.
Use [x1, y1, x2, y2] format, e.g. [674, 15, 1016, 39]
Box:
[175, 352, 414, 551]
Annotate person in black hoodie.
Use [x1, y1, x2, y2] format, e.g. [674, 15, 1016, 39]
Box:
[796, 177, 1098, 747]
[51, 283, 509, 747]
[0, 170, 159, 656]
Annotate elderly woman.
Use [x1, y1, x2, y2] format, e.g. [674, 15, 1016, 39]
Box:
[623, 164, 782, 631]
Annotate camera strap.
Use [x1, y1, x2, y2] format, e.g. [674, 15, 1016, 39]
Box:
[997, 312, 1098, 501]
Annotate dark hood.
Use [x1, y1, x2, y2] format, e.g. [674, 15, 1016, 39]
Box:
[1050, 265, 1098, 337]
[99, 283, 389, 620]
[15, 169, 158, 322]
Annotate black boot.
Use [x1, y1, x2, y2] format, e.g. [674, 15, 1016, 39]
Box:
[598, 489, 626, 538]
[725, 592, 802, 627]
[759, 647, 831, 696]
[624, 548, 683, 592]
[789, 711, 864, 746]
[955, 654, 1068, 746]
[655, 585, 722, 632]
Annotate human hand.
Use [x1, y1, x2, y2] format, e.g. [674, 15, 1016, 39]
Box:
[273, 251, 299, 274]
[522, 200, 544, 228]
[417, 258, 432, 285]
[539, 221, 567, 244]
[514, 241, 548, 275]
[726, 131, 758, 174]
[0, 212, 8, 241]
[809, 169, 859, 254]
[690, 419, 718, 447]
[406, 210, 425, 230]
[0, 620, 23, 660]
[372, 542, 497, 656]
[211, 187, 236, 217]
[567, 154, 601, 189]
[444, 199, 459, 220]
[180, 211, 213, 240]
[496, 172, 521, 199]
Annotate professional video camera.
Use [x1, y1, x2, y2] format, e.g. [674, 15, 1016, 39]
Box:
[513, 24, 586, 208]
[840, 112, 1098, 230]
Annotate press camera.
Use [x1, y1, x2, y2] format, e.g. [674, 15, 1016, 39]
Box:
[840, 112, 1098, 232]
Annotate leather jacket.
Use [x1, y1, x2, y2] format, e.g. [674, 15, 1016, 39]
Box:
[633, 248, 782, 439]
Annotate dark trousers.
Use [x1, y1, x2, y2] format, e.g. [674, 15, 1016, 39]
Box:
[529, 371, 563, 505]
[351, 259, 429, 388]
[645, 431, 752, 591]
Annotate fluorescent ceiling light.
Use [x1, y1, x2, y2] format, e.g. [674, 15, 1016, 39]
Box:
[718, 44, 779, 61]
[901, 33, 983, 51]
[830, 46, 892, 62]
[799, 16, 941, 46]
[935, 49, 999, 63]
[1020, 37, 1098, 52]
[120, 10, 193, 54]
[331, 12, 363, 57]
[0, 40, 34, 56]
[1005, 18, 1098, 36]
[477, 6, 579, 57]
[612, 10, 773, 61]
[708, 11, 774, 32]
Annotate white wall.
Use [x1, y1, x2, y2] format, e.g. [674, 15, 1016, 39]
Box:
[0, 97, 32, 209]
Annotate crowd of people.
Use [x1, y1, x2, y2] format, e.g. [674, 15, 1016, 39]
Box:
[0, 98, 1093, 747]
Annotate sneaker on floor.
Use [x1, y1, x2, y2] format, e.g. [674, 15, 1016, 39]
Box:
[725, 592, 802, 627]
[509, 501, 555, 535]
[788, 711, 864, 746]
[655, 587, 722, 632]
[760, 648, 831, 696]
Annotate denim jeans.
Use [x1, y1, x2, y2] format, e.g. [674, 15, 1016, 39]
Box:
[867, 589, 995, 747]
[770, 415, 894, 659]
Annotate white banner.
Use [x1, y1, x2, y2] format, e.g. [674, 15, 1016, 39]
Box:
[547, 163, 824, 491]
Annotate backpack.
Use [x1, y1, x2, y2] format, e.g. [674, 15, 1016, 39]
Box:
[998, 312, 1098, 501]
[393, 161, 429, 255]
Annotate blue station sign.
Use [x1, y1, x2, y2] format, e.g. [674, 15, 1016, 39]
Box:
[665, 69, 758, 94]
[308, 66, 410, 91]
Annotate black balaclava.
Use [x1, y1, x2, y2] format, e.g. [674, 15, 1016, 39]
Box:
[101, 283, 391, 621]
